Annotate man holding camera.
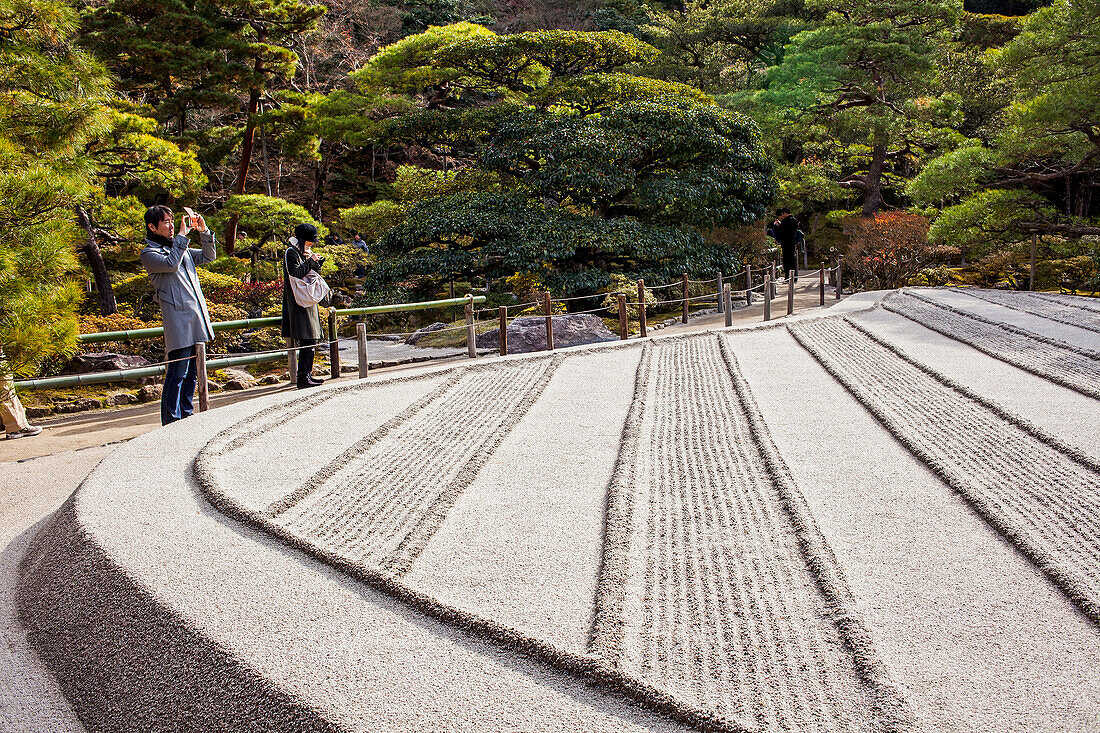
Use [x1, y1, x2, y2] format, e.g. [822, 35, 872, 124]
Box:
[767, 207, 801, 283]
[140, 205, 216, 425]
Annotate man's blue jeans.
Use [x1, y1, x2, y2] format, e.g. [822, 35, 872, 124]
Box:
[162, 345, 198, 425]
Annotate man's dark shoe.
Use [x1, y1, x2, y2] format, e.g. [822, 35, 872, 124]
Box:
[296, 380, 320, 390]
[306, 375, 325, 386]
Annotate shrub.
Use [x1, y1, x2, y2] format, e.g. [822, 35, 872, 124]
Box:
[846, 212, 944, 290]
[600, 273, 656, 317]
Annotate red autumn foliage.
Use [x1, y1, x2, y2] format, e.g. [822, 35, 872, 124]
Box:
[845, 212, 945, 289]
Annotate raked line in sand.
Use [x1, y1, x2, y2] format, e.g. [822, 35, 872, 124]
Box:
[790, 317, 1100, 625]
[958, 287, 1100, 334]
[851, 306, 1100, 462]
[882, 290, 1100, 400]
[1025, 290, 1100, 314]
[913, 287, 1100, 350]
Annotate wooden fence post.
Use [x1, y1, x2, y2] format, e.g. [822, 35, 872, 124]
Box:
[637, 279, 647, 337]
[717, 271, 724, 313]
[819, 264, 826, 306]
[763, 274, 772, 322]
[745, 264, 753, 306]
[1030, 233, 1038, 291]
[356, 322, 369, 379]
[723, 284, 733, 327]
[287, 338, 296, 382]
[617, 294, 628, 340]
[499, 306, 508, 356]
[195, 342, 209, 412]
[836, 258, 843, 300]
[544, 291, 554, 351]
[328, 309, 340, 380]
[682, 273, 689, 324]
[465, 297, 477, 358]
[787, 273, 795, 316]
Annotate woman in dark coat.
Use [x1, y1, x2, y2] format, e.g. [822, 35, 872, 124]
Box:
[282, 223, 324, 389]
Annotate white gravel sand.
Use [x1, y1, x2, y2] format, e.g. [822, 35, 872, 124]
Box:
[18, 366, 698, 733]
[16, 288, 1100, 733]
[204, 374, 452, 511]
[852, 307, 1100, 460]
[405, 346, 644, 655]
[917, 288, 1100, 350]
[732, 325, 1100, 732]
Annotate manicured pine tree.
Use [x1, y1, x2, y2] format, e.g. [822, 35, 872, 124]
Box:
[0, 0, 113, 374]
[763, 0, 962, 216]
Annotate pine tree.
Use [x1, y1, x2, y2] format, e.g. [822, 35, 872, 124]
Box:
[0, 0, 113, 375]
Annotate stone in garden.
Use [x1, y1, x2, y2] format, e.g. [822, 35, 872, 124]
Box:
[25, 406, 53, 419]
[105, 392, 138, 407]
[224, 380, 249, 391]
[476, 314, 617, 354]
[405, 322, 447, 345]
[67, 353, 151, 382]
[259, 375, 280, 385]
[54, 398, 103, 414]
[217, 368, 255, 386]
[136, 384, 163, 403]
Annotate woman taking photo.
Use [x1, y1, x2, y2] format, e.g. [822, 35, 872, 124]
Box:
[282, 223, 325, 389]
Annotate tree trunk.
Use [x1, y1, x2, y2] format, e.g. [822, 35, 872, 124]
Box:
[861, 141, 887, 217]
[225, 49, 265, 254]
[76, 206, 117, 316]
[309, 144, 331, 220]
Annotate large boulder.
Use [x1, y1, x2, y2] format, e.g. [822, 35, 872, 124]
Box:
[405, 322, 447, 346]
[476, 314, 616, 354]
[67, 352, 150, 376]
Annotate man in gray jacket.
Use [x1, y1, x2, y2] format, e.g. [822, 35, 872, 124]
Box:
[140, 205, 216, 425]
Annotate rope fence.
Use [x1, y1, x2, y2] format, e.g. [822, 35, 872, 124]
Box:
[19, 260, 847, 398]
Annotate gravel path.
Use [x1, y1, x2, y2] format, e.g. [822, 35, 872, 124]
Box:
[882, 290, 1100, 399]
[791, 317, 1100, 624]
[960, 288, 1100, 333]
[1, 451, 99, 733]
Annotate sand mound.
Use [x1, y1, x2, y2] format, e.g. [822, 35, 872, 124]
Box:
[15, 288, 1100, 732]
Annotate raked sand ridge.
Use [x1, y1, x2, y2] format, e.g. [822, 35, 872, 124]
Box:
[13, 287, 1100, 732]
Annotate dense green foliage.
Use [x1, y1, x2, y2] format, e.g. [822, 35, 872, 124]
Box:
[4, 0, 1099, 381]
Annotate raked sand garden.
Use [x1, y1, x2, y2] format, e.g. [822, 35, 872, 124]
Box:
[14, 287, 1100, 733]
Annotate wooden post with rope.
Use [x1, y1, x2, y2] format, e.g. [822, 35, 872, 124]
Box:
[745, 264, 753, 306]
[723, 284, 732, 327]
[617, 294, 628, 340]
[763, 274, 772, 322]
[287, 338, 296, 383]
[356, 323, 369, 379]
[1030, 234, 1038, 291]
[787, 272, 795, 316]
[499, 306, 508, 356]
[836, 258, 843, 300]
[544, 291, 554, 350]
[195, 342, 209, 412]
[637, 279, 647, 337]
[328, 309, 340, 380]
[717, 271, 724, 313]
[819, 264, 826, 307]
[681, 273, 689, 324]
[465, 297, 476, 358]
